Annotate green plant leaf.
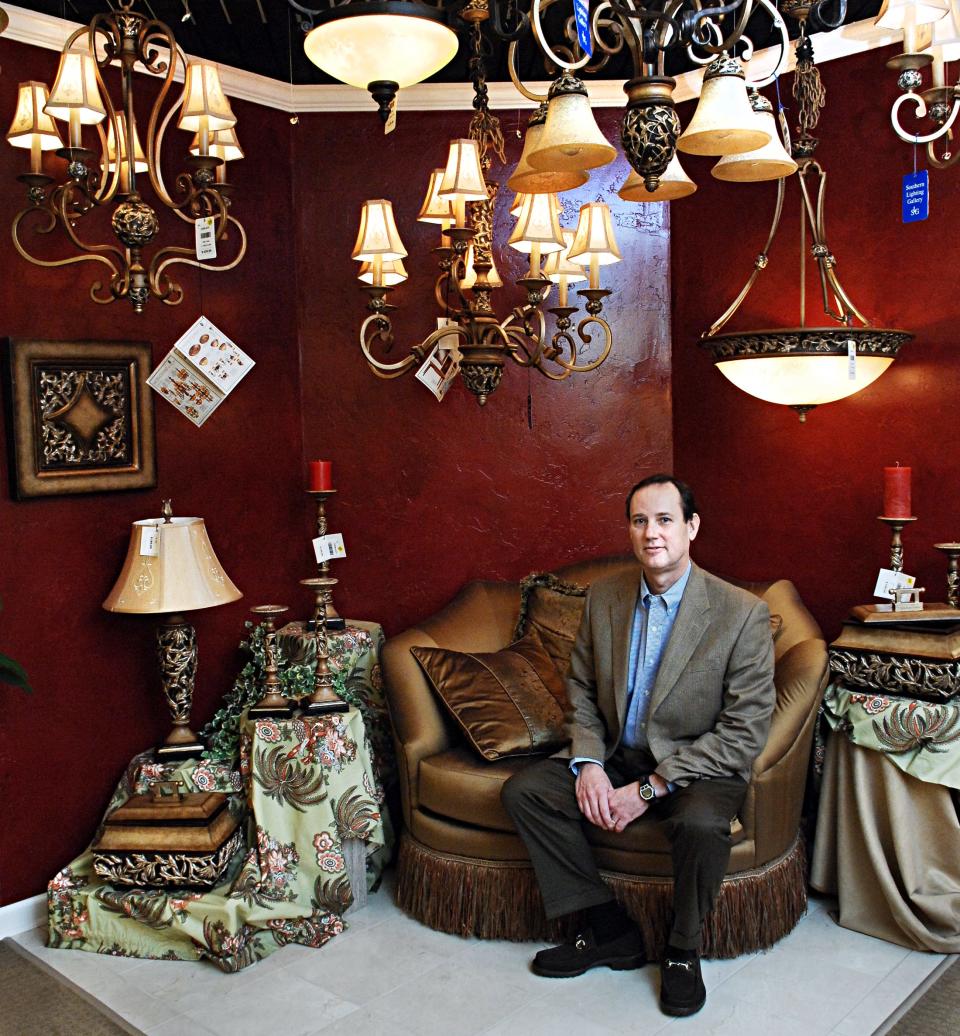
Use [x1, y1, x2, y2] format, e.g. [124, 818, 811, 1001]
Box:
[0, 653, 32, 693]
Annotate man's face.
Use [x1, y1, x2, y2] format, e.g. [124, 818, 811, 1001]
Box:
[627, 482, 700, 587]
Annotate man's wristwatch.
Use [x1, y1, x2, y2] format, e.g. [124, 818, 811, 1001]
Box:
[638, 781, 657, 802]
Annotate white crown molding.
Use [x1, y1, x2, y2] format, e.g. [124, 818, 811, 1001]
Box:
[2, 5, 900, 113]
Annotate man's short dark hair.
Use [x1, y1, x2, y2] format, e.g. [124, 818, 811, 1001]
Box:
[625, 474, 698, 522]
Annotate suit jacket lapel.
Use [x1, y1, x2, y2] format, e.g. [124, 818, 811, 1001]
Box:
[609, 572, 640, 728]
[648, 563, 710, 716]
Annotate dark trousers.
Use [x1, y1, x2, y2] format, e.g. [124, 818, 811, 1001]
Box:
[501, 748, 747, 951]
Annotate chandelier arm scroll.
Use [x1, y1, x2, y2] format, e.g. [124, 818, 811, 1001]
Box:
[12, 204, 122, 278]
[144, 38, 188, 210]
[150, 216, 248, 284]
[553, 315, 614, 372]
[928, 128, 960, 168]
[704, 177, 785, 339]
[501, 309, 548, 370]
[890, 92, 960, 146]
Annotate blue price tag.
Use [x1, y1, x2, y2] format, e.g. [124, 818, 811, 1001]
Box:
[574, 0, 593, 58]
[902, 170, 929, 223]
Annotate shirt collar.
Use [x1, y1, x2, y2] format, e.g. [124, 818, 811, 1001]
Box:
[640, 562, 692, 611]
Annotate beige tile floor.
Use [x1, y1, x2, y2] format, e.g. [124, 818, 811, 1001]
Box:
[12, 874, 951, 1036]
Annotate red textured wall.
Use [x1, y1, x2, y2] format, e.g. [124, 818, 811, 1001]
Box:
[0, 38, 303, 904]
[672, 45, 960, 643]
[293, 107, 673, 633]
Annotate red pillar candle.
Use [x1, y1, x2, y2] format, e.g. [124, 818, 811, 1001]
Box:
[883, 465, 912, 517]
[308, 460, 333, 491]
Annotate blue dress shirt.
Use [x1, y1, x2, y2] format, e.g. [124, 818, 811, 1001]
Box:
[570, 563, 691, 785]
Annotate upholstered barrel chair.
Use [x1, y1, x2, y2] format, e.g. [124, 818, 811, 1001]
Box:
[382, 556, 828, 958]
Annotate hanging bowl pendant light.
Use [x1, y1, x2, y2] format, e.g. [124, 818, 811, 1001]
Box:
[303, 1, 459, 121]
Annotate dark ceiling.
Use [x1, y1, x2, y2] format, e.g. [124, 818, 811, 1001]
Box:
[10, 1, 884, 87]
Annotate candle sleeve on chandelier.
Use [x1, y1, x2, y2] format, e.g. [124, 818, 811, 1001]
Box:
[883, 465, 912, 518]
[309, 460, 333, 492]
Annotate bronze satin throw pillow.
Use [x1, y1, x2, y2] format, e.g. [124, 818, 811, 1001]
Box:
[411, 630, 571, 762]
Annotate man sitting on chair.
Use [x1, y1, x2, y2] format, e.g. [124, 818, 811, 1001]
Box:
[502, 473, 776, 1017]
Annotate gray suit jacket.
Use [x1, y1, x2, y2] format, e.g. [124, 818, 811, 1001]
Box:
[558, 562, 776, 785]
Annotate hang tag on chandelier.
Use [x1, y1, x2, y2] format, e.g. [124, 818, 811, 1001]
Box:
[195, 216, 217, 260]
[574, 0, 593, 57]
[847, 340, 857, 381]
[902, 170, 929, 223]
[384, 97, 398, 136]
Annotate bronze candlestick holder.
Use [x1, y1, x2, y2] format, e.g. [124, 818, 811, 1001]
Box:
[248, 605, 294, 718]
[308, 489, 345, 631]
[300, 576, 348, 714]
[934, 543, 960, 608]
[878, 516, 917, 573]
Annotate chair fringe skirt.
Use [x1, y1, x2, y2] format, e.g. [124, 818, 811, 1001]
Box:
[395, 831, 808, 958]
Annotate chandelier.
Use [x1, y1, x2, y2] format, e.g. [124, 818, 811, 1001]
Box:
[878, 0, 960, 166]
[700, 20, 913, 420]
[5, 0, 246, 312]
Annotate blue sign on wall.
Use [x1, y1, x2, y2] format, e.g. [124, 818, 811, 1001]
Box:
[902, 170, 929, 223]
[574, 0, 593, 58]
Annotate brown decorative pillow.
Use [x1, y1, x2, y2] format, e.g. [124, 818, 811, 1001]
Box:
[513, 572, 587, 674]
[411, 629, 570, 761]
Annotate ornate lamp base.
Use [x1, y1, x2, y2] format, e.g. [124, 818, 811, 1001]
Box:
[156, 614, 204, 760]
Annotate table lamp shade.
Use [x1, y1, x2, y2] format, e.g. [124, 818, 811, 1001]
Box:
[103, 517, 242, 615]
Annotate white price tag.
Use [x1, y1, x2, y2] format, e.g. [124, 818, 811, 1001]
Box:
[312, 533, 346, 562]
[140, 525, 159, 556]
[847, 339, 856, 381]
[873, 568, 916, 600]
[195, 216, 217, 260]
[384, 96, 398, 135]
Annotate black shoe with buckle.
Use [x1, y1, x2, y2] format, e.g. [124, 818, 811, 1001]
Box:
[531, 926, 647, 978]
[659, 945, 706, 1017]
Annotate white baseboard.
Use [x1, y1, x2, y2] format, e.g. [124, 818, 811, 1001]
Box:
[0, 893, 47, 939]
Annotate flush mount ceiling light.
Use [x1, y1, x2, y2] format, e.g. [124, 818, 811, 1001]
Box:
[296, 0, 459, 120]
[700, 22, 912, 421]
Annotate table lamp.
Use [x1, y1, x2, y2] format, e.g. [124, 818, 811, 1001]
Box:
[103, 500, 242, 759]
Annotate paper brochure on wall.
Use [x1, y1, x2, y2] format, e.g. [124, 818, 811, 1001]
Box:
[147, 316, 254, 427]
[415, 319, 460, 401]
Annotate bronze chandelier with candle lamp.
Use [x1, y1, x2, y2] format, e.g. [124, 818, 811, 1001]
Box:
[5, 0, 246, 312]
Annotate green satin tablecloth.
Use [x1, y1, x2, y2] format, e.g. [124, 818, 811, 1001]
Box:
[821, 682, 960, 789]
[47, 708, 391, 972]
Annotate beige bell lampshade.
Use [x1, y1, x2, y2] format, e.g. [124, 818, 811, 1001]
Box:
[303, 4, 458, 91]
[107, 118, 149, 173]
[103, 517, 242, 615]
[439, 138, 488, 227]
[352, 199, 407, 262]
[459, 243, 503, 290]
[7, 82, 63, 174]
[417, 168, 455, 225]
[928, 3, 960, 85]
[359, 257, 408, 285]
[529, 74, 617, 173]
[678, 56, 771, 157]
[45, 48, 106, 148]
[542, 229, 587, 306]
[177, 60, 236, 144]
[190, 126, 244, 163]
[619, 152, 697, 201]
[508, 192, 565, 277]
[507, 103, 590, 193]
[568, 201, 621, 289]
[103, 511, 242, 759]
[712, 94, 797, 182]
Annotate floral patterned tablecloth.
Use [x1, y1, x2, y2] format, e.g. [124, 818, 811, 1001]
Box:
[47, 708, 392, 972]
[821, 682, 960, 789]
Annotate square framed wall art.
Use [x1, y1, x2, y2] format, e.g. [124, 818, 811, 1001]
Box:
[2, 338, 157, 500]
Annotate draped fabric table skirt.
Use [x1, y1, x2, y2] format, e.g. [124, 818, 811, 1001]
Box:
[46, 708, 392, 972]
[811, 731, 960, 952]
